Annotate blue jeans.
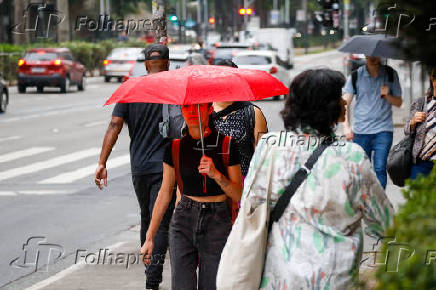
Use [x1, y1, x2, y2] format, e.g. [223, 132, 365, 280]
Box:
[411, 159, 434, 179]
[354, 131, 393, 189]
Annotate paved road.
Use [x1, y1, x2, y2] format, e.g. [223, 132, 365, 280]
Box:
[0, 51, 406, 289]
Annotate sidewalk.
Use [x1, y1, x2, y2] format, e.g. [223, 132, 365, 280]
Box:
[25, 226, 171, 290]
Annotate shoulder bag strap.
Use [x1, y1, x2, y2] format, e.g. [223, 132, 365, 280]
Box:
[268, 142, 331, 233]
[172, 139, 183, 194]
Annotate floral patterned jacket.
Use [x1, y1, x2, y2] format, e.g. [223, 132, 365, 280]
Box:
[242, 131, 394, 290]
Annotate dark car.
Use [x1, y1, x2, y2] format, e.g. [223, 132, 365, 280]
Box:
[0, 72, 9, 113]
[17, 48, 86, 93]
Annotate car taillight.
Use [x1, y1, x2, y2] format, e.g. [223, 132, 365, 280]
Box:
[128, 60, 135, 64]
[18, 59, 25, 66]
[123, 75, 129, 82]
[53, 59, 62, 66]
[269, 66, 278, 74]
[103, 59, 111, 65]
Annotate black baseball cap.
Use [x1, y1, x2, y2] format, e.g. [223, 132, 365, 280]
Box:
[143, 44, 169, 61]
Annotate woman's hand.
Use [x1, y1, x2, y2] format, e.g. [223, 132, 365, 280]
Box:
[411, 112, 426, 127]
[141, 239, 154, 265]
[198, 155, 217, 179]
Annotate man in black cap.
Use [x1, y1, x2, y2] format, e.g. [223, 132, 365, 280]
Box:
[95, 44, 174, 290]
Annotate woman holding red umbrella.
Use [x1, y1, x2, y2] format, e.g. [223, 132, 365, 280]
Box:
[141, 102, 242, 290]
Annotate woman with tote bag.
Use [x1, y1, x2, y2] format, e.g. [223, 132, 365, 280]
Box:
[217, 69, 394, 289]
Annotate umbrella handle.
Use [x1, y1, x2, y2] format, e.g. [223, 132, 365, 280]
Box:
[198, 104, 205, 155]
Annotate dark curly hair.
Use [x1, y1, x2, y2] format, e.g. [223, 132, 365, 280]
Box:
[280, 68, 345, 136]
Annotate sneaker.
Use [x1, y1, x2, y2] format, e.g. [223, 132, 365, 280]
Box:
[146, 281, 159, 290]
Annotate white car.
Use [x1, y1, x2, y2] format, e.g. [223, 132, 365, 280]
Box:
[233, 50, 291, 100]
[103, 48, 144, 82]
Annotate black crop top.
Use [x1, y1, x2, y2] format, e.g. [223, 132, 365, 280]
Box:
[163, 129, 240, 196]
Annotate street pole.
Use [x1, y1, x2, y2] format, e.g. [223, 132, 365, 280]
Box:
[285, 0, 290, 26]
[197, 0, 202, 40]
[203, 0, 208, 43]
[344, 0, 349, 41]
[182, 0, 186, 42]
[99, 0, 105, 17]
[152, 0, 167, 43]
[244, 0, 248, 30]
[302, 0, 308, 54]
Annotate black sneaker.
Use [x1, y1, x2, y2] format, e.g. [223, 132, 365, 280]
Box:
[146, 282, 159, 290]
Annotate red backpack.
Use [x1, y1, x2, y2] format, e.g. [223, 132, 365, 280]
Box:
[171, 136, 239, 224]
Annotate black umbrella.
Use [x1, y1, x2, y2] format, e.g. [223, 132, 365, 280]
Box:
[338, 34, 406, 60]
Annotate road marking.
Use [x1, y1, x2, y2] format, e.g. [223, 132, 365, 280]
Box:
[0, 148, 100, 182]
[39, 154, 130, 184]
[18, 190, 73, 195]
[0, 191, 17, 196]
[0, 147, 55, 163]
[84, 120, 107, 128]
[25, 242, 126, 290]
[0, 136, 22, 143]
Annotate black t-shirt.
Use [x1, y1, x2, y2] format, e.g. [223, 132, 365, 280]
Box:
[112, 103, 170, 175]
[164, 129, 240, 196]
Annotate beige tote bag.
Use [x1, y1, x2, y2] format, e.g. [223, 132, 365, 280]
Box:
[216, 148, 274, 290]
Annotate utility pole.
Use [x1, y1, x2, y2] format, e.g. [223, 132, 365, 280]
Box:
[302, 0, 308, 53]
[344, 0, 349, 40]
[152, 0, 167, 43]
[285, 0, 290, 26]
[203, 0, 208, 43]
[197, 0, 202, 40]
[56, 0, 70, 42]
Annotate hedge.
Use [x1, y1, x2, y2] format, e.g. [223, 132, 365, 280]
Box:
[0, 39, 148, 81]
[376, 163, 436, 288]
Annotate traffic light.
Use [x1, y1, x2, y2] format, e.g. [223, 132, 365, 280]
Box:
[169, 15, 178, 22]
[208, 17, 215, 24]
[238, 8, 254, 15]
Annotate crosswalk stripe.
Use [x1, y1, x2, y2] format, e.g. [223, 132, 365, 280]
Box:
[38, 154, 130, 184]
[0, 136, 22, 143]
[0, 191, 17, 196]
[18, 190, 73, 195]
[0, 147, 55, 163]
[0, 147, 100, 182]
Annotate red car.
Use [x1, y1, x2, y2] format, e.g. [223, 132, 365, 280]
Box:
[17, 48, 86, 93]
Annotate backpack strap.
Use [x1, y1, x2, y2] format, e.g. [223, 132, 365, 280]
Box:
[171, 139, 183, 194]
[386, 65, 394, 83]
[351, 70, 358, 95]
[221, 135, 239, 224]
[268, 141, 331, 233]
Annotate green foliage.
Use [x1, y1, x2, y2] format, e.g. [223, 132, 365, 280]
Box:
[0, 40, 148, 81]
[376, 163, 436, 288]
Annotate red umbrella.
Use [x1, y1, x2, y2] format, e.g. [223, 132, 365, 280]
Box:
[104, 65, 289, 106]
[105, 65, 288, 194]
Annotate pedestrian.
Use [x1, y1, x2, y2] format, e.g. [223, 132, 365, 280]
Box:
[405, 67, 436, 179]
[231, 69, 394, 289]
[141, 103, 242, 290]
[94, 44, 174, 290]
[212, 60, 268, 177]
[343, 56, 403, 189]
